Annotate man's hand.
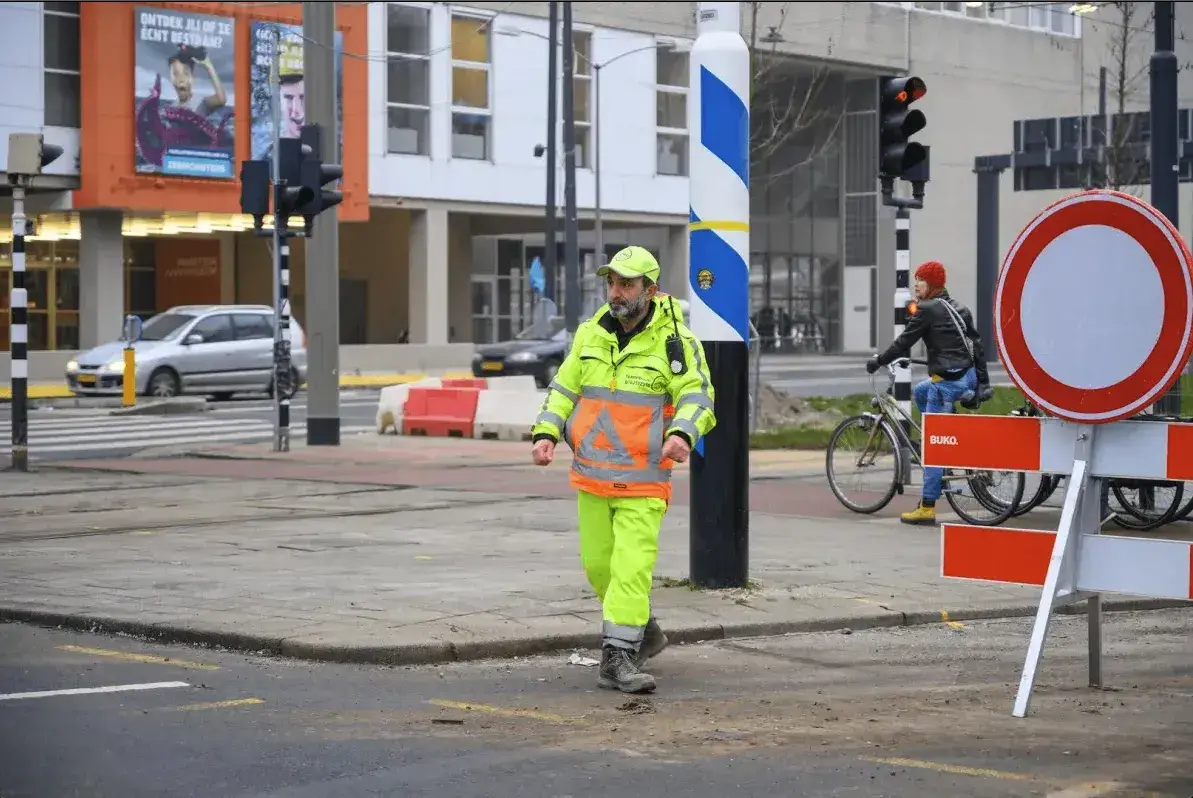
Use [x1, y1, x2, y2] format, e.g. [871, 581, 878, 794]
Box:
[978, 384, 995, 403]
[662, 434, 691, 464]
[531, 438, 555, 466]
[865, 356, 880, 375]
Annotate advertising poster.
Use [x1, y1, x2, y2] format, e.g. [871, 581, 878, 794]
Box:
[133, 7, 236, 179]
[249, 21, 345, 162]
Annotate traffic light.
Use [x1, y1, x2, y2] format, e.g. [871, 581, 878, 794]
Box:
[239, 160, 271, 230]
[7, 132, 62, 177]
[878, 75, 927, 180]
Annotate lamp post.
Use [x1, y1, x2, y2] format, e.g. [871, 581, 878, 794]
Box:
[496, 26, 676, 269]
[592, 41, 675, 267]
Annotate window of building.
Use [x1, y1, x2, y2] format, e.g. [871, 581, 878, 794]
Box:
[655, 46, 688, 176]
[572, 30, 592, 169]
[451, 13, 492, 160]
[44, 2, 80, 128]
[883, 1, 1082, 36]
[386, 4, 431, 156]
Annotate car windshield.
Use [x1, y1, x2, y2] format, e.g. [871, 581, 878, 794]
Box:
[135, 312, 196, 342]
[515, 316, 566, 341]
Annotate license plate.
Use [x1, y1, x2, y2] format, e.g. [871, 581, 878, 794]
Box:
[77, 374, 96, 385]
[482, 361, 503, 372]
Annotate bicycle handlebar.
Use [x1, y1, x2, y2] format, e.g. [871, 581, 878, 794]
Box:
[891, 357, 928, 368]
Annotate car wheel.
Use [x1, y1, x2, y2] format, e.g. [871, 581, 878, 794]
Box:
[148, 368, 180, 398]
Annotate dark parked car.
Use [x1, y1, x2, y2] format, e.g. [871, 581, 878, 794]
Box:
[472, 316, 567, 388]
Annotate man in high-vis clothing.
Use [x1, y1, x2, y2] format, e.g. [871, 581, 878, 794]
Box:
[531, 246, 716, 694]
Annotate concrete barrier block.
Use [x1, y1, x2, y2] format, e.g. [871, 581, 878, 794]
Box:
[375, 377, 441, 434]
[473, 389, 545, 441]
[483, 375, 539, 392]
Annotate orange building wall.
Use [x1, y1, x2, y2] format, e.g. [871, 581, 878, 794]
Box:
[76, 2, 369, 222]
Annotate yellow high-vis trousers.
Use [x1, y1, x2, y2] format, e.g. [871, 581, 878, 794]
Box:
[577, 491, 668, 643]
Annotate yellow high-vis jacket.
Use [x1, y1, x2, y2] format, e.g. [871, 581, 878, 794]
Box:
[532, 294, 716, 503]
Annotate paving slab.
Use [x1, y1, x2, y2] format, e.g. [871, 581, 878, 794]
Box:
[1, 463, 1188, 667]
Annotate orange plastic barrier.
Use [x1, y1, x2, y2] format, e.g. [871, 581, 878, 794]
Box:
[441, 378, 488, 389]
[401, 387, 480, 438]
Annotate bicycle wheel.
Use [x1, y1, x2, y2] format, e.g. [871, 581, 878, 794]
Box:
[1012, 473, 1062, 517]
[942, 467, 1026, 526]
[1109, 479, 1183, 531]
[825, 414, 902, 514]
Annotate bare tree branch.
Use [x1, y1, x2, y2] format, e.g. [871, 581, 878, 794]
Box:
[1099, 1, 1153, 195]
[745, 1, 845, 189]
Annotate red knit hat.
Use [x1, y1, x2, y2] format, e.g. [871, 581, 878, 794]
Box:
[914, 260, 947, 289]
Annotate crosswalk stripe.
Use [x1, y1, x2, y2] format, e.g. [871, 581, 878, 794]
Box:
[0, 414, 374, 457]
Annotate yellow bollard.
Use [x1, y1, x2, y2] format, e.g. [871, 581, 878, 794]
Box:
[122, 346, 135, 407]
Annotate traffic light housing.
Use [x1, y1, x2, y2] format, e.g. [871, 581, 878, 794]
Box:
[878, 75, 927, 180]
[296, 123, 343, 228]
[239, 160, 271, 229]
[7, 132, 63, 177]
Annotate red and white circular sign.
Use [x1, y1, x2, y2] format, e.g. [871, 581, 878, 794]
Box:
[995, 189, 1193, 424]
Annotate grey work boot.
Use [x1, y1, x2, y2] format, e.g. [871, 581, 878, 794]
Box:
[598, 646, 657, 694]
[634, 617, 669, 666]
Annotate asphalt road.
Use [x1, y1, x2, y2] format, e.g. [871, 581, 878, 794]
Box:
[2, 610, 1191, 797]
[0, 392, 382, 464]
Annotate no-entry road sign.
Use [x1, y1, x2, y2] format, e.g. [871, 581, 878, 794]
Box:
[995, 189, 1193, 424]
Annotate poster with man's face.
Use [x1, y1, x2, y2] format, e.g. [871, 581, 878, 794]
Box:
[133, 7, 236, 178]
[249, 21, 344, 162]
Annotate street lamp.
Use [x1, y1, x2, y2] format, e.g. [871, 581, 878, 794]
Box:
[592, 41, 677, 267]
[496, 26, 677, 267]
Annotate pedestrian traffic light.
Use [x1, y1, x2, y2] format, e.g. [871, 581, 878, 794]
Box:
[878, 75, 927, 181]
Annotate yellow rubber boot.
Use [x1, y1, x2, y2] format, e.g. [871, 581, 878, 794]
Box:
[901, 501, 937, 525]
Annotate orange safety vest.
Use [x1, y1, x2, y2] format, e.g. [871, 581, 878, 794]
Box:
[564, 385, 677, 502]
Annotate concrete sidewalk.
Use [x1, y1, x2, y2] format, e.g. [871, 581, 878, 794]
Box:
[2, 457, 1187, 666]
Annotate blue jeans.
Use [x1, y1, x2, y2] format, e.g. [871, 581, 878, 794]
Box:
[914, 368, 978, 502]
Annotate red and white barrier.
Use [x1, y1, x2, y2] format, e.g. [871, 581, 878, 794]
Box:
[374, 375, 544, 440]
[922, 189, 1193, 719]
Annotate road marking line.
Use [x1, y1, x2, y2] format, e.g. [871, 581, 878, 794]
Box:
[0, 681, 190, 701]
[57, 645, 220, 671]
[940, 611, 965, 630]
[861, 756, 1040, 782]
[163, 698, 264, 712]
[429, 699, 577, 724]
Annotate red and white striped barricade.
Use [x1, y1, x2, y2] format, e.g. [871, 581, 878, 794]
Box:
[921, 189, 1193, 718]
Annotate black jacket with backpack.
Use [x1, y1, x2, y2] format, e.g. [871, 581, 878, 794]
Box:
[875, 290, 991, 389]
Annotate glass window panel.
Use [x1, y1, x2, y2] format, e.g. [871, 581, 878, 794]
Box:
[24, 269, 49, 310]
[452, 66, 489, 109]
[55, 265, 79, 311]
[128, 267, 156, 315]
[27, 312, 49, 350]
[573, 32, 591, 76]
[656, 91, 686, 129]
[452, 113, 489, 159]
[44, 12, 79, 71]
[55, 311, 79, 350]
[657, 50, 688, 88]
[44, 71, 80, 127]
[387, 4, 430, 54]
[451, 16, 490, 63]
[656, 133, 688, 176]
[387, 106, 429, 155]
[388, 57, 430, 106]
[574, 77, 590, 123]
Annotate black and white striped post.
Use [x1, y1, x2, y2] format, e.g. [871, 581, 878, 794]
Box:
[9, 181, 29, 471]
[892, 206, 913, 481]
[5, 132, 61, 472]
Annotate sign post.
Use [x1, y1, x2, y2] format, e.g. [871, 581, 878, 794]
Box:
[921, 189, 1193, 718]
[122, 314, 142, 409]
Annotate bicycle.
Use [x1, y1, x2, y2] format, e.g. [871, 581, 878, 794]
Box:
[1005, 400, 1185, 531]
[825, 357, 1025, 525]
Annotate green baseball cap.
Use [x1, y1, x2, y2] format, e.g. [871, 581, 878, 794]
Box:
[597, 245, 661, 284]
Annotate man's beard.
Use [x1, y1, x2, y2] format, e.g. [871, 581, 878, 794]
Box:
[609, 293, 647, 319]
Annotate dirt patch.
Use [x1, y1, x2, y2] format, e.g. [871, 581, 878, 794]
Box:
[753, 383, 845, 432]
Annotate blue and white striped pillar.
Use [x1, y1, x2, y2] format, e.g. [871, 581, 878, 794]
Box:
[893, 207, 913, 478]
[8, 185, 29, 471]
[688, 1, 749, 588]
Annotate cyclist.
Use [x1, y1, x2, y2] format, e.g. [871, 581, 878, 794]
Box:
[865, 260, 994, 525]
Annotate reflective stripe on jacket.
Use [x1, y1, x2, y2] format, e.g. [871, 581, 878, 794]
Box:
[532, 295, 716, 502]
